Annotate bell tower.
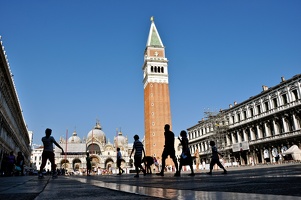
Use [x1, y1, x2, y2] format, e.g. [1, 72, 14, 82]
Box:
[142, 17, 172, 157]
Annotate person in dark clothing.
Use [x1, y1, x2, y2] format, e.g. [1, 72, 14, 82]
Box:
[130, 135, 146, 178]
[39, 128, 64, 178]
[116, 148, 124, 175]
[175, 130, 195, 177]
[16, 151, 25, 176]
[7, 151, 15, 176]
[207, 141, 227, 175]
[156, 124, 179, 176]
[86, 152, 92, 176]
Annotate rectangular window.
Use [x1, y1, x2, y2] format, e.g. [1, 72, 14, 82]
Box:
[250, 108, 254, 117]
[243, 111, 247, 120]
[273, 98, 278, 108]
[237, 114, 241, 122]
[257, 105, 261, 114]
[292, 90, 299, 101]
[264, 102, 269, 111]
[232, 116, 235, 124]
[282, 94, 288, 105]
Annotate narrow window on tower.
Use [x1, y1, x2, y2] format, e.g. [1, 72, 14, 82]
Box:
[161, 67, 164, 73]
[151, 103, 154, 106]
[152, 122, 155, 126]
[151, 112, 154, 116]
[151, 66, 154, 72]
[152, 132, 155, 136]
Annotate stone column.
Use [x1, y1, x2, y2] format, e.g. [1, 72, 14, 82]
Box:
[292, 114, 299, 130]
[250, 127, 255, 140]
[265, 122, 271, 137]
[282, 117, 288, 133]
[273, 119, 279, 135]
[237, 131, 242, 143]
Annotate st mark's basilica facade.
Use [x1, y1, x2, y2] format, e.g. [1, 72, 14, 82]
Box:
[54, 122, 132, 174]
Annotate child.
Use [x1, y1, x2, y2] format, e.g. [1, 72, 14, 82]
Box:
[129, 135, 146, 178]
[39, 128, 64, 178]
[116, 148, 124, 175]
[207, 141, 227, 175]
[86, 152, 92, 176]
[175, 130, 195, 177]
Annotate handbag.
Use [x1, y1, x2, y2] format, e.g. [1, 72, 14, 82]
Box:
[15, 165, 21, 171]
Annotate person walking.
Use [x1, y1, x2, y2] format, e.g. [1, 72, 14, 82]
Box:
[129, 135, 146, 178]
[194, 149, 200, 172]
[16, 151, 25, 176]
[156, 124, 179, 176]
[175, 130, 195, 177]
[207, 141, 227, 175]
[7, 151, 15, 176]
[116, 147, 124, 175]
[86, 152, 92, 176]
[39, 128, 64, 178]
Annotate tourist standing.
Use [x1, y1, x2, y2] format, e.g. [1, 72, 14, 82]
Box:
[86, 152, 92, 176]
[39, 128, 64, 178]
[194, 149, 200, 172]
[116, 148, 124, 175]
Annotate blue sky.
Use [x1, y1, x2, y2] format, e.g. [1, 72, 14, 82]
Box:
[1, 1, 300, 147]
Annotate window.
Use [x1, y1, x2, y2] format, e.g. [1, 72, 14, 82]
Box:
[243, 111, 247, 119]
[232, 116, 235, 124]
[282, 94, 288, 105]
[237, 114, 241, 122]
[250, 108, 254, 117]
[292, 90, 299, 101]
[264, 102, 269, 112]
[257, 105, 261, 114]
[273, 98, 278, 108]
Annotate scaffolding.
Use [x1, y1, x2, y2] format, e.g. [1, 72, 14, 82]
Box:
[203, 110, 229, 161]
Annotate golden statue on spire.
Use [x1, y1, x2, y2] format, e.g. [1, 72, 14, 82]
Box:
[150, 16, 154, 22]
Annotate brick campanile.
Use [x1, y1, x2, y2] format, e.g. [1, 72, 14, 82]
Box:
[142, 17, 172, 158]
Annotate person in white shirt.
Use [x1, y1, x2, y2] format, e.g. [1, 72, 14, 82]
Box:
[39, 128, 64, 178]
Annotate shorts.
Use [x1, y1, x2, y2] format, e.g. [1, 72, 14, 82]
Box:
[162, 148, 176, 159]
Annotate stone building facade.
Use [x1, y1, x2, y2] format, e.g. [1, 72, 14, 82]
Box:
[188, 74, 301, 166]
[0, 37, 31, 170]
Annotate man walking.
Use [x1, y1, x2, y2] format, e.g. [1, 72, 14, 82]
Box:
[156, 124, 179, 176]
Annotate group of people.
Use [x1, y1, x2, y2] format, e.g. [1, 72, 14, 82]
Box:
[1, 151, 25, 176]
[37, 125, 227, 179]
[129, 124, 227, 178]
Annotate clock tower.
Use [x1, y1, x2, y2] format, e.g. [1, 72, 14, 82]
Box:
[142, 17, 172, 157]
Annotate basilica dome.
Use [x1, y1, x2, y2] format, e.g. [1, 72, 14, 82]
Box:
[114, 131, 128, 148]
[87, 122, 106, 144]
[68, 131, 82, 143]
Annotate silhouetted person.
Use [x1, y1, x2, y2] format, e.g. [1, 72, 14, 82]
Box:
[175, 130, 195, 177]
[130, 135, 146, 178]
[39, 128, 64, 178]
[116, 148, 124, 175]
[16, 151, 25, 176]
[86, 152, 92, 176]
[207, 141, 227, 175]
[7, 151, 15, 176]
[156, 124, 179, 176]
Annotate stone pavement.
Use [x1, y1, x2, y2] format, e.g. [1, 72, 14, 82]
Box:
[1, 163, 301, 200]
